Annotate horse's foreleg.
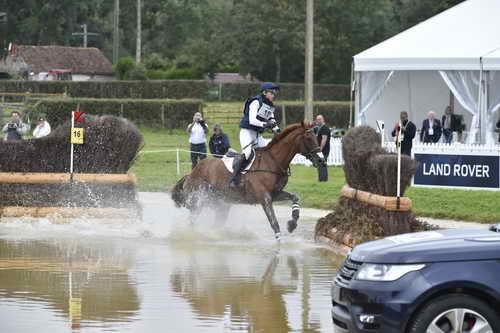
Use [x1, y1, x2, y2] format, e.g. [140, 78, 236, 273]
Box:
[186, 189, 203, 228]
[273, 191, 300, 234]
[261, 193, 281, 241]
[214, 202, 231, 227]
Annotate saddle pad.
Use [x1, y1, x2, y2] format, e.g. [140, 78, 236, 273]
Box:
[222, 153, 256, 174]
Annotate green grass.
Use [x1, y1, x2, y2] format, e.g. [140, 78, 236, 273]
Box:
[131, 121, 500, 224]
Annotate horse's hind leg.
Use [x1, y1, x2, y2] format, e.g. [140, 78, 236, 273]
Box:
[261, 193, 281, 241]
[273, 191, 300, 234]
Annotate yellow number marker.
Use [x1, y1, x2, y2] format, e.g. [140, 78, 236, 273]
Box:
[71, 128, 84, 144]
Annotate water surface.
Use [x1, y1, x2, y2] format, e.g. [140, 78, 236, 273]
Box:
[0, 193, 343, 332]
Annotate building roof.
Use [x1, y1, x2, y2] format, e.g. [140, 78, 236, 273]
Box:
[354, 0, 500, 71]
[15, 45, 113, 75]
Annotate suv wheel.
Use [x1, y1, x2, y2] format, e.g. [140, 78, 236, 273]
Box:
[407, 294, 500, 333]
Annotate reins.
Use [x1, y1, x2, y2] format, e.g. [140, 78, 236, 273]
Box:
[246, 150, 291, 177]
[243, 126, 318, 178]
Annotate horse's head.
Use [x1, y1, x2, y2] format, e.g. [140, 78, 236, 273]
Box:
[296, 121, 327, 168]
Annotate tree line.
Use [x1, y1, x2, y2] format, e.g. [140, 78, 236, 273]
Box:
[2, 0, 463, 83]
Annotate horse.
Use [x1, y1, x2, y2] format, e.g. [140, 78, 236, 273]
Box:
[171, 121, 325, 241]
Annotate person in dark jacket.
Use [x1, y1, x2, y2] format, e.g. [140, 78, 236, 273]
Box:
[314, 115, 331, 181]
[497, 119, 500, 143]
[441, 106, 461, 144]
[420, 111, 442, 143]
[392, 111, 416, 156]
[2, 111, 29, 141]
[209, 123, 230, 157]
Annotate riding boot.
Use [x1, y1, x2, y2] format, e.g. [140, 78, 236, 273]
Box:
[229, 156, 246, 188]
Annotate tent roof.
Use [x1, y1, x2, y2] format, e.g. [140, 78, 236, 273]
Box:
[354, 0, 500, 71]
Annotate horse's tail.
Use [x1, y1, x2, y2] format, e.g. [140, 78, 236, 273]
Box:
[171, 175, 188, 208]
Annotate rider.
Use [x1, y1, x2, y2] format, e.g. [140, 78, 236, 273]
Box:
[229, 82, 281, 188]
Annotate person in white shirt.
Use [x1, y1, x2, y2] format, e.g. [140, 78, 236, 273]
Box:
[186, 112, 209, 169]
[32, 116, 51, 138]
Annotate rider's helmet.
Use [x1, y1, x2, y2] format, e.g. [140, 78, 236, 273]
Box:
[260, 82, 280, 94]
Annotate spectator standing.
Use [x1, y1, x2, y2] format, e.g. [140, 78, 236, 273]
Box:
[420, 111, 442, 143]
[441, 106, 456, 144]
[314, 115, 331, 182]
[391, 111, 416, 156]
[2, 111, 29, 141]
[187, 112, 208, 169]
[209, 123, 230, 157]
[496, 118, 500, 143]
[32, 116, 51, 138]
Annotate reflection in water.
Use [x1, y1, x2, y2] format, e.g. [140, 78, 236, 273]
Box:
[170, 245, 341, 333]
[0, 238, 140, 332]
[0, 195, 344, 333]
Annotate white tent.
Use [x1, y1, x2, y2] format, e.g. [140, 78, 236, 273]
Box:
[353, 0, 500, 144]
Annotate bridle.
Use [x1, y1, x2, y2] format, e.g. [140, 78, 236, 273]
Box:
[301, 129, 321, 162]
[246, 128, 321, 177]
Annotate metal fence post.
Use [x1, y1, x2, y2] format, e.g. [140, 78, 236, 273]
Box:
[161, 104, 165, 128]
[282, 104, 286, 127]
[176, 148, 180, 176]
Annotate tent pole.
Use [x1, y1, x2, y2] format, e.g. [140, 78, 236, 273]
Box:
[349, 61, 354, 128]
[355, 72, 361, 126]
[407, 72, 413, 123]
[477, 58, 484, 144]
[480, 62, 488, 144]
[396, 121, 402, 208]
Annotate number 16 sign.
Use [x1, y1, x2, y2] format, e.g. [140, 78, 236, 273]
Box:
[71, 128, 85, 144]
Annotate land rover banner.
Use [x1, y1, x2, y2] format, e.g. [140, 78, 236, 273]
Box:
[413, 153, 500, 189]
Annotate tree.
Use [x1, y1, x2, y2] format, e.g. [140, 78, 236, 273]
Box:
[315, 0, 394, 83]
[230, 0, 305, 82]
[1, 0, 465, 84]
[115, 57, 135, 79]
[391, 0, 465, 31]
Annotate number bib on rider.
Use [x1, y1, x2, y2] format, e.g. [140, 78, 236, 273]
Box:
[257, 103, 275, 120]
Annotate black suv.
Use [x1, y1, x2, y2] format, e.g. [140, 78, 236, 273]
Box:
[331, 226, 500, 333]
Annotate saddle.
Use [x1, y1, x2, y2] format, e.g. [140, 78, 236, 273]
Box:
[222, 148, 256, 174]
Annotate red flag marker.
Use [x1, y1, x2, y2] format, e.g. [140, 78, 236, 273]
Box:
[74, 111, 85, 123]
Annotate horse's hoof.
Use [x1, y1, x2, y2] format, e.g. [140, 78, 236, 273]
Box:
[287, 219, 297, 233]
[275, 232, 282, 242]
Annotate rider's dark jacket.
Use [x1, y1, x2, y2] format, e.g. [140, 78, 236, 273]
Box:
[239, 94, 275, 133]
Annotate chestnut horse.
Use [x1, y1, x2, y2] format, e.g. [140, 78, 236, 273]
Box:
[171, 121, 324, 241]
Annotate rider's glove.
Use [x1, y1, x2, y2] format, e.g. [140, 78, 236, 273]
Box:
[272, 125, 281, 133]
[266, 118, 277, 128]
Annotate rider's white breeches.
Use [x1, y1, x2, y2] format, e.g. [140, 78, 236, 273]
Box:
[240, 128, 267, 159]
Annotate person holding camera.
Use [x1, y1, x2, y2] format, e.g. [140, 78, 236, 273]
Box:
[2, 111, 29, 141]
[187, 112, 209, 169]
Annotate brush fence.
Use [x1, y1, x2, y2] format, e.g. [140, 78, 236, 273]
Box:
[0, 172, 139, 219]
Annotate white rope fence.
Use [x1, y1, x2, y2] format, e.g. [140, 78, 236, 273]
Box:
[140, 148, 225, 175]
